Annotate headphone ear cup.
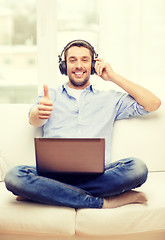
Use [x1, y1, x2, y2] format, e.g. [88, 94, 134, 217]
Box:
[59, 61, 67, 75]
[91, 60, 96, 75]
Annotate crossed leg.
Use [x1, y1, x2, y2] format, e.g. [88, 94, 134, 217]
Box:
[4, 158, 148, 209]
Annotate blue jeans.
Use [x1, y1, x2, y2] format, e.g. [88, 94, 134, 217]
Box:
[4, 158, 148, 209]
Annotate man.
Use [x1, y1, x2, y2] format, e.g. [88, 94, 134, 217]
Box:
[5, 40, 161, 209]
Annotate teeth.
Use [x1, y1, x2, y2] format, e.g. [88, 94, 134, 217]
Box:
[75, 72, 83, 75]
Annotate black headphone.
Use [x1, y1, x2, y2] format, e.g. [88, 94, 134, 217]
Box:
[58, 40, 98, 75]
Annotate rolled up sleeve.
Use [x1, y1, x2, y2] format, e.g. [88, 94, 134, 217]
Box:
[115, 93, 149, 120]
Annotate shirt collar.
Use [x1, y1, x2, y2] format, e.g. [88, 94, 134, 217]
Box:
[61, 82, 96, 94]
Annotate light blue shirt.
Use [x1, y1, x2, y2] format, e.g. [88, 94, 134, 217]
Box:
[31, 82, 149, 165]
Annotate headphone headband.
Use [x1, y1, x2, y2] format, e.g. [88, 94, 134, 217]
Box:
[58, 40, 98, 75]
[58, 39, 98, 62]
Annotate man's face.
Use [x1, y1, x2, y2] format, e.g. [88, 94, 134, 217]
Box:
[66, 46, 92, 89]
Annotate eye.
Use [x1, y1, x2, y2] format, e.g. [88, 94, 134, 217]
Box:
[82, 58, 89, 63]
[70, 59, 76, 63]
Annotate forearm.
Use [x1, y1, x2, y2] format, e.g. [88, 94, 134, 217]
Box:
[29, 106, 45, 127]
[109, 72, 161, 112]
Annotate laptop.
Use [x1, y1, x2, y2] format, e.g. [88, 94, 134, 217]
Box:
[34, 138, 105, 176]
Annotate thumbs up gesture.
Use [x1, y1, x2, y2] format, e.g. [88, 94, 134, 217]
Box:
[38, 85, 53, 119]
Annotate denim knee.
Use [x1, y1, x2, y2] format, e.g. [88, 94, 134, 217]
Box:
[131, 157, 148, 186]
[4, 165, 27, 193]
[5, 166, 18, 190]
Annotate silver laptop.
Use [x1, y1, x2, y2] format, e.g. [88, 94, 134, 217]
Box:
[34, 138, 105, 175]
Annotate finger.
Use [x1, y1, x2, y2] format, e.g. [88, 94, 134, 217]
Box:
[38, 105, 53, 111]
[95, 63, 103, 76]
[38, 110, 52, 116]
[38, 108, 52, 119]
[95, 60, 104, 74]
[43, 84, 50, 99]
[97, 65, 102, 76]
[38, 115, 50, 119]
[39, 99, 53, 106]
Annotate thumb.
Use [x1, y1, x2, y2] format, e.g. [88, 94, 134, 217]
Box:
[43, 84, 50, 99]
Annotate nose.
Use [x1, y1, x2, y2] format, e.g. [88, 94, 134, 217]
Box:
[75, 59, 82, 69]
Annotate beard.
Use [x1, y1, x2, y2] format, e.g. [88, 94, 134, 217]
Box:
[67, 66, 91, 88]
[69, 76, 90, 87]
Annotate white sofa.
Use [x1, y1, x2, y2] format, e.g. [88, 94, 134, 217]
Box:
[0, 103, 165, 240]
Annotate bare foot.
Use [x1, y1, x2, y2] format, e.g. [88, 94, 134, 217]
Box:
[103, 190, 148, 209]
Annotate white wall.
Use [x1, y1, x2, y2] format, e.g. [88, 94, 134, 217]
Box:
[37, 0, 58, 91]
[99, 0, 165, 99]
[37, 0, 165, 100]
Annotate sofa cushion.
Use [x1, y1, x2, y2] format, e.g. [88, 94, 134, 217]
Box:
[0, 182, 76, 237]
[76, 172, 165, 237]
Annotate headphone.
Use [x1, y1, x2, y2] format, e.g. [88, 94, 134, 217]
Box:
[58, 40, 98, 75]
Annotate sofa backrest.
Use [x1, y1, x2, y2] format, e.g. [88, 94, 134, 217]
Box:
[0, 104, 41, 169]
[111, 102, 165, 171]
[0, 103, 164, 172]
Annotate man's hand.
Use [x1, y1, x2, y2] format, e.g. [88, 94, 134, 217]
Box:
[95, 58, 114, 81]
[38, 85, 53, 119]
[29, 85, 53, 127]
[95, 58, 161, 112]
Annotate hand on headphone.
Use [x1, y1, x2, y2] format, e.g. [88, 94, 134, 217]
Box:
[38, 85, 53, 119]
[95, 58, 114, 81]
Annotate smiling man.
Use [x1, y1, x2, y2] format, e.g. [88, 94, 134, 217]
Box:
[66, 46, 92, 88]
[5, 40, 161, 209]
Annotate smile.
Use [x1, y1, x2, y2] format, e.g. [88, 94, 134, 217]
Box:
[73, 71, 86, 77]
[75, 72, 84, 75]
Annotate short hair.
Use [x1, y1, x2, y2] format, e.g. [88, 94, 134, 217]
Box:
[64, 40, 95, 61]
